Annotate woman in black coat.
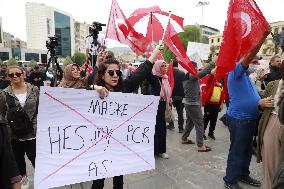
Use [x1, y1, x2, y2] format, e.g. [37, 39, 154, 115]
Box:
[92, 44, 163, 189]
[0, 118, 21, 189]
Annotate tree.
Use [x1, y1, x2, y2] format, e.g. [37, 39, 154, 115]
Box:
[71, 52, 86, 66]
[63, 56, 74, 68]
[162, 25, 201, 62]
[7, 58, 17, 67]
[208, 45, 217, 62]
[106, 50, 115, 58]
[29, 59, 38, 68]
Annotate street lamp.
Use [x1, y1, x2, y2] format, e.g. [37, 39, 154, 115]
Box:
[196, 1, 210, 26]
[196, 1, 209, 41]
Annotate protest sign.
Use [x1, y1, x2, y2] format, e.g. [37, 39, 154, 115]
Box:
[187, 42, 210, 61]
[34, 87, 160, 189]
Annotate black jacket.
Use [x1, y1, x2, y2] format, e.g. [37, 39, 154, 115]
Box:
[172, 68, 185, 98]
[0, 80, 10, 91]
[147, 74, 162, 97]
[29, 71, 45, 87]
[120, 60, 153, 93]
[265, 65, 282, 85]
[96, 60, 153, 93]
[0, 120, 21, 189]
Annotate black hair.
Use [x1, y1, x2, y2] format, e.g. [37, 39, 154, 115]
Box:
[269, 55, 281, 65]
[95, 58, 123, 91]
[173, 59, 178, 67]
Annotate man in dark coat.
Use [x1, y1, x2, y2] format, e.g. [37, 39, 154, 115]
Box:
[29, 65, 44, 88]
[167, 59, 186, 133]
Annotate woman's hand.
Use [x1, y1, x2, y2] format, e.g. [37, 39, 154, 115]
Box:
[12, 182, 21, 189]
[95, 86, 109, 99]
[259, 96, 274, 109]
[149, 41, 164, 63]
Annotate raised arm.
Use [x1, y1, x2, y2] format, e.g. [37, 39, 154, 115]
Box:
[241, 27, 271, 68]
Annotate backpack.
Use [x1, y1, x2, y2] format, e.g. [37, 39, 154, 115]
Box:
[5, 94, 34, 138]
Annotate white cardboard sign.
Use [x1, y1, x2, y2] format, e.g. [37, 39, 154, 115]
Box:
[34, 87, 159, 189]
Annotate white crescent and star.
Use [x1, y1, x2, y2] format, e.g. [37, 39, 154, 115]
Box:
[233, 11, 252, 39]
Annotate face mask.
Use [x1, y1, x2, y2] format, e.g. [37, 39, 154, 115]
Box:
[247, 64, 257, 75]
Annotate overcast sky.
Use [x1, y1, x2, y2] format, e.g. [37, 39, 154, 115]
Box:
[1, 0, 284, 45]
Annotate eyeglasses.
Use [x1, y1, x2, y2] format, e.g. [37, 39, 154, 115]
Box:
[106, 70, 122, 77]
[161, 64, 167, 67]
[8, 72, 22, 78]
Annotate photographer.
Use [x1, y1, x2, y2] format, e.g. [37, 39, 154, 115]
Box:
[85, 22, 106, 69]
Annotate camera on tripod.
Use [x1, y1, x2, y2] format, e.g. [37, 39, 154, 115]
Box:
[88, 22, 106, 46]
[46, 36, 58, 53]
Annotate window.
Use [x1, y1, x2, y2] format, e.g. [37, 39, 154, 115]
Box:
[25, 53, 39, 62]
[0, 24, 2, 43]
[217, 38, 220, 42]
[41, 54, 47, 63]
[54, 11, 71, 57]
[211, 39, 214, 43]
[0, 52, 9, 61]
[12, 48, 21, 60]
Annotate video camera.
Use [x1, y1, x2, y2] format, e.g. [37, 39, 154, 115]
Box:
[88, 22, 106, 46]
[46, 36, 58, 55]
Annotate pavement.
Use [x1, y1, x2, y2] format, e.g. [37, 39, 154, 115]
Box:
[27, 109, 263, 189]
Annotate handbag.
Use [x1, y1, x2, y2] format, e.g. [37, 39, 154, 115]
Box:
[165, 103, 173, 123]
[5, 94, 34, 138]
[158, 79, 173, 123]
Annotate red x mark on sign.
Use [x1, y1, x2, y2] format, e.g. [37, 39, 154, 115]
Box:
[37, 91, 155, 185]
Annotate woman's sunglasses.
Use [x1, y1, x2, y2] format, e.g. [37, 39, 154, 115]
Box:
[8, 72, 23, 78]
[106, 70, 122, 77]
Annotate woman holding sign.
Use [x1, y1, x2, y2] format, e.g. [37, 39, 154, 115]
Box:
[92, 43, 163, 189]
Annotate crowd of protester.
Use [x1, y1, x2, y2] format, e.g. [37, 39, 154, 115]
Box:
[0, 30, 284, 189]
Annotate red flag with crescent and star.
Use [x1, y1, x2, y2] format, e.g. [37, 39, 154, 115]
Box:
[166, 60, 174, 92]
[215, 0, 269, 80]
[106, 0, 150, 55]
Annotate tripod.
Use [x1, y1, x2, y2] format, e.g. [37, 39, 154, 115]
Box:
[86, 35, 101, 69]
[45, 49, 60, 87]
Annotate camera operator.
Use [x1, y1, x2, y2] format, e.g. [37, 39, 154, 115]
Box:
[85, 22, 106, 70]
[45, 36, 62, 87]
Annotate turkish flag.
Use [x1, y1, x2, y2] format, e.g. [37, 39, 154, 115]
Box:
[106, 0, 150, 55]
[199, 74, 214, 106]
[166, 60, 174, 92]
[215, 0, 269, 80]
[164, 23, 197, 76]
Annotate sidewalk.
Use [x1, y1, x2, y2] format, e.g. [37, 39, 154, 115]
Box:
[27, 114, 263, 189]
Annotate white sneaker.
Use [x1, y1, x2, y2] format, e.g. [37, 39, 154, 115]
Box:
[159, 153, 169, 159]
[21, 176, 30, 189]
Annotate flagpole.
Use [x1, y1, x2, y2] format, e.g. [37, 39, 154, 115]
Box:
[161, 11, 172, 42]
[150, 12, 154, 46]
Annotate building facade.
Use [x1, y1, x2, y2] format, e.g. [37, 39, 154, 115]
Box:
[2, 32, 27, 49]
[207, 21, 284, 56]
[74, 21, 89, 53]
[26, 2, 75, 57]
[0, 17, 3, 48]
[200, 25, 220, 38]
[0, 47, 47, 62]
[259, 21, 284, 55]
[208, 34, 223, 54]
